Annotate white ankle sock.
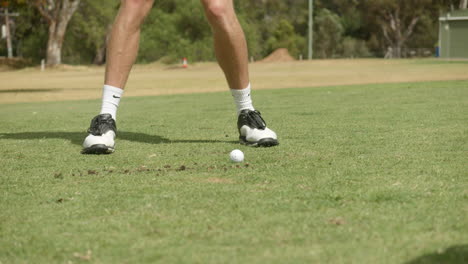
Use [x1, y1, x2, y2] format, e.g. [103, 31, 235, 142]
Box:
[100, 85, 124, 120]
[231, 83, 255, 115]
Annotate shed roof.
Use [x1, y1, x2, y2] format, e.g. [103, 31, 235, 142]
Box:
[439, 9, 468, 21]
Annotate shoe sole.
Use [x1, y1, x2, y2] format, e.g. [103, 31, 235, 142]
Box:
[239, 137, 279, 147]
[81, 144, 114, 155]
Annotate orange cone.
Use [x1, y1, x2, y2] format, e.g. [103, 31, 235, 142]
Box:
[182, 57, 188, 68]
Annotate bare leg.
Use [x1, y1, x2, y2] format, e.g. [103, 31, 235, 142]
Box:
[200, 0, 278, 147]
[200, 0, 249, 90]
[105, 0, 154, 89]
[82, 0, 154, 155]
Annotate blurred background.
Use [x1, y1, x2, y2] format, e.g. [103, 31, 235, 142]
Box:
[0, 0, 467, 68]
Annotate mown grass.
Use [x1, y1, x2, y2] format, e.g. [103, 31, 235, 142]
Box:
[0, 80, 467, 263]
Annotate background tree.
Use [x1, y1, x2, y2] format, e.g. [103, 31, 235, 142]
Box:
[33, 0, 80, 66]
[0, 0, 47, 62]
[65, 0, 117, 65]
[364, 0, 428, 58]
[460, 0, 467, 8]
[138, 0, 214, 63]
[236, 0, 308, 58]
[266, 19, 305, 58]
[0, 0, 462, 64]
[314, 8, 343, 58]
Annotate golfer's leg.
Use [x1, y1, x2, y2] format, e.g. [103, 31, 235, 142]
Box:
[200, 0, 249, 91]
[106, 0, 154, 89]
[201, 0, 278, 147]
[82, 0, 154, 155]
[99, 0, 154, 120]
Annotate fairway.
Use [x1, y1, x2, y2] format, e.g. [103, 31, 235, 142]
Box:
[0, 80, 467, 263]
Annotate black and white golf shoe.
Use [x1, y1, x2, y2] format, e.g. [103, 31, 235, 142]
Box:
[237, 109, 278, 147]
[81, 114, 117, 154]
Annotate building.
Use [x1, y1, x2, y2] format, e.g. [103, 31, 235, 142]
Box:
[439, 9, 468, 59]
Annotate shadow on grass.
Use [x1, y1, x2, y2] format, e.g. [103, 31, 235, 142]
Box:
[0, 88, 63, 93]
[0, 131, 237, 146]
[405, 245, 468, 264]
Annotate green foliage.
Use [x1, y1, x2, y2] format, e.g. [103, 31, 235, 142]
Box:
[407, 14, 439, 49]
[138, 1, 213, 64]
[1, 0, 459, 64]
[237, 12, 262, 60]
[340, 37, 372, 58]
[1, 2, 47, 62]
[266, 19, 306, 58]
[360, 0, 450, 56]
[63, 0, 118, 64]
[235, 0, 309, 58]
[138, 8, 181, 63]
[314, 8, 343, 58]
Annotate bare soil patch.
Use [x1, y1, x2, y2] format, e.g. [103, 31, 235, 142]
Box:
[205, 177, 235, 184]
[0, 59, 467, 104]
[260, 48, 295, 63]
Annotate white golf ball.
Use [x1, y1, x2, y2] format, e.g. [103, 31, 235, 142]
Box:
[229, 149, 244, 162]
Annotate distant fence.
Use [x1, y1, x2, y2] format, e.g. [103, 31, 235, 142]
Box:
[401, 48, 435, 58]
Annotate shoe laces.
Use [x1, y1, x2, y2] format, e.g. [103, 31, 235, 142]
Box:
[87, 115, 117, 136]
[244, 110, 266, 129]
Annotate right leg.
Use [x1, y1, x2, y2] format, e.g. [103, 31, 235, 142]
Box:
[106, 0, 154, 88]
[82, 0, 154, 155]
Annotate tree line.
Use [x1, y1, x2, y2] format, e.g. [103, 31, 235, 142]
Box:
[0, 0, 466, 66]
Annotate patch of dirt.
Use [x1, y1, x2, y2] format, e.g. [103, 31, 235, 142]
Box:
[328, 217, 346, 226]
[1, 59, 468, 104]
[259, 48, 295, 63]
[136, 165, 150, 172]
[0, 65, 13, 72]
[73, 250, 92, 261]
[87, 170, 98, 175]
[205, 177, 234, 184]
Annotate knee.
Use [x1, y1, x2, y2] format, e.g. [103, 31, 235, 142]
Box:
[121, 0, 154, 25]
[123, 0, 153, 9]
[202, 0, 232, 22]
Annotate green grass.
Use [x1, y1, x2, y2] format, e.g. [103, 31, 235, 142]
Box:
[0, 80, 467, 263]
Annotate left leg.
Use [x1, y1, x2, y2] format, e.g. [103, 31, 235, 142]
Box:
[82, 0, 155, 154]
[200, 0, 248, 90]
[200, 0, 278, 147]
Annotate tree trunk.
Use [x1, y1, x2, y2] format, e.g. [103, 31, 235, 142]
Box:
[381, 9, 419, 59]
[93, 23, 112, 65]
[460, 0, 468, 9]
[392, 45, 401, 58]
[46, 22, 65, 65]
[35, 0, 81, 66]
[93, 45, 106, 65]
